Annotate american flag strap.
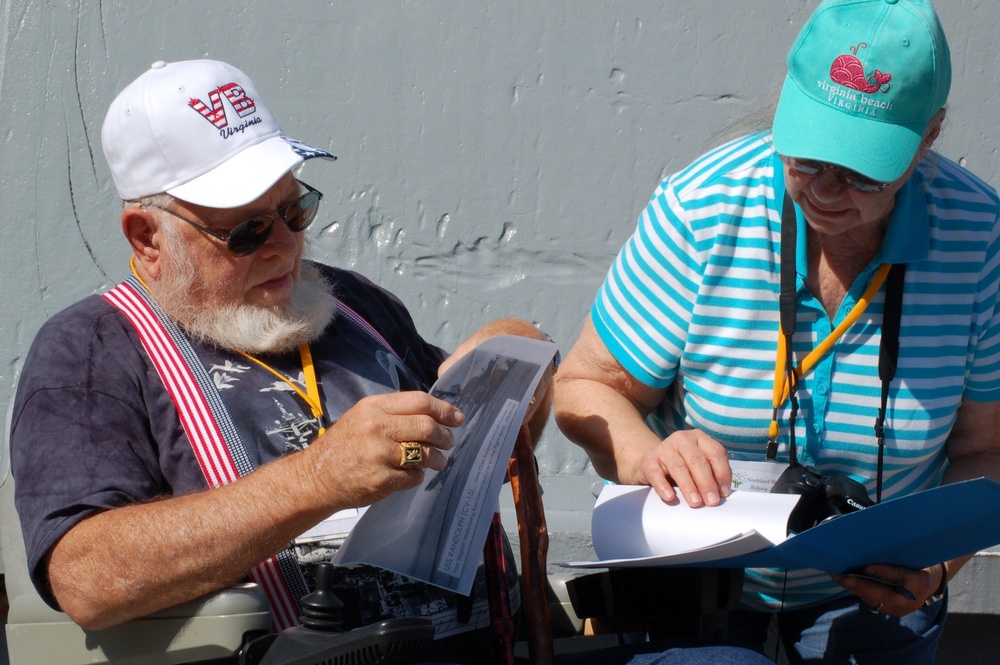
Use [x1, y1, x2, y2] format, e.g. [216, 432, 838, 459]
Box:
[102, 277, 307, 630]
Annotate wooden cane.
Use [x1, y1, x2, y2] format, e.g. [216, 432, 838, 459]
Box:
[508, 424, 554, 665]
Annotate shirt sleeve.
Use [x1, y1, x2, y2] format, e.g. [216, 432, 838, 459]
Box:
[591, 178, 701, 389]
[965, 204, 1000, 402]
[10, 300, 173, 609]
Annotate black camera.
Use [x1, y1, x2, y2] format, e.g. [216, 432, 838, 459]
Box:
[770, 463, 874, 535]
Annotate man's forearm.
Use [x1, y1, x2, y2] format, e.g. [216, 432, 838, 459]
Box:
[46, 389, 462, 631]
[48, 449, 329, 630]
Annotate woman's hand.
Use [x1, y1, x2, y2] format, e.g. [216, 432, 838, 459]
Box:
[555, 319, 731, 506]
[832, 562, 947, 617]
[625, 429, 733, 507]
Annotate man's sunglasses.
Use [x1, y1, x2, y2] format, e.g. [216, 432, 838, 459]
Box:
[144, 180, 323, 257]
[778, 155, 888, 193]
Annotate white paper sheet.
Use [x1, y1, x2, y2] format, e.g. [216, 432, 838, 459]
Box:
[565, 484, 800, 568]
[331, 334, 557, 595]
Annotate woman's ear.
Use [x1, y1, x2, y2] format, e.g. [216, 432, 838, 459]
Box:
[122, 205, 163, 280]
[918, 108, 947, 161]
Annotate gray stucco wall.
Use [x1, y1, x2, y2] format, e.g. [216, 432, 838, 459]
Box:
[1, 1, 998, 568]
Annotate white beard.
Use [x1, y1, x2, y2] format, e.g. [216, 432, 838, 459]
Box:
[153, 224, 337, 355]
[183, 263, 336, 354]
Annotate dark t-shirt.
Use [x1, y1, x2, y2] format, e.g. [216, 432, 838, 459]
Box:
[11, 263, 450, 611]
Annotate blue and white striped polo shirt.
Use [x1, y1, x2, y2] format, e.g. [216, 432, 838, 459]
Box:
[592, 132, 1000, 610]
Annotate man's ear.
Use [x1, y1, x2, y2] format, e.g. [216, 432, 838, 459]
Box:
[122, 206, 163, 280]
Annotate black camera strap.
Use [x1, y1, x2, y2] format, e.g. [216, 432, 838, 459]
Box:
[875, 260, 905, 501]
[770, 193, 802, 466]
[772, 192, 904, 503]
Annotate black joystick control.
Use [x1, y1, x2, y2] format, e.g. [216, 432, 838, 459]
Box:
[246, 561, 435, 665]
[299, 562, 345, 632]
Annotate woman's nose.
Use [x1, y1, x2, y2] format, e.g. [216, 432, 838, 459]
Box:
[809, 169, 847, 200]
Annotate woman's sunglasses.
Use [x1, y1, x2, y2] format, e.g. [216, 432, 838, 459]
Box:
[779, 155, 888, 193]
[144, 180, 323, 257]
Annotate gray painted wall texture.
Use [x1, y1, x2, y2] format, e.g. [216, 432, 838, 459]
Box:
[1, 1, 997, 563]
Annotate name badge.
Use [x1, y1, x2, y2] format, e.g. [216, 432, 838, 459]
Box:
[729, 454, 787, 493]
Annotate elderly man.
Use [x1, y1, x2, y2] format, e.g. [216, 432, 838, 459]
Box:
[10, 59, 551, 660]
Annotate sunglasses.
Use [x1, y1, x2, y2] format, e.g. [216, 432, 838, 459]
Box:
[779, 155, 888, 193]
[145, 180, 324, 257]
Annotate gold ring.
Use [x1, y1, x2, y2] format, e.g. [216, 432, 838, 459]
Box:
[399, 442, 423, 470]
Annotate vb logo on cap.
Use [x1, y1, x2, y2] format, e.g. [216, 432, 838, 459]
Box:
[101, 59, 335, 209]
[188, 81, 259, 132]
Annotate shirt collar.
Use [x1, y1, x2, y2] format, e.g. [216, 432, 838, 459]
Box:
[878, 174, 930, 265]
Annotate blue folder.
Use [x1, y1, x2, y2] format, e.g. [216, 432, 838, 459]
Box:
[684, 477, 1000, 573]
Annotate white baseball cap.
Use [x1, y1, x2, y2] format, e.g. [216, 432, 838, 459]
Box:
[101, 60, 336, 208]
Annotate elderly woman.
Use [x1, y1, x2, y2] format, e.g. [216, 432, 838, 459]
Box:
[554, 0, 1000, 663]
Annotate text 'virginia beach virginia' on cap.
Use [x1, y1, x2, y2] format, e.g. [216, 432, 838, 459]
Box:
[772, 0, 951, 183]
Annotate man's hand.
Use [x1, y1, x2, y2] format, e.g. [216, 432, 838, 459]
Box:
[438, 317, 551, 377]
[304, 391, 464, 508]
[438, 317, 555, 444]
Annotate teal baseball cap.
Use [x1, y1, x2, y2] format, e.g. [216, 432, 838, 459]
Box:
[772, 0, 951, 184]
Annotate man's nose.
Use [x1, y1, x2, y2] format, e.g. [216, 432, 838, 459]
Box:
[258, 216, 301, 258]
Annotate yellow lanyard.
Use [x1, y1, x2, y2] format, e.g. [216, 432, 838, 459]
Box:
[129, 256, 150, 289]
[767, 262, 892, 442]
[129, 257, 326, 435]
[238, 345, 326, 436]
